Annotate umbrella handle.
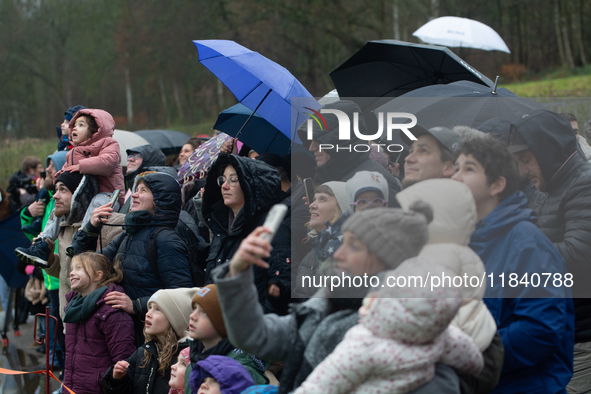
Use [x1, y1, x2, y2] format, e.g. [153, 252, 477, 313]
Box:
[492, 76, 499, 95]
[235, 88, 273, 141]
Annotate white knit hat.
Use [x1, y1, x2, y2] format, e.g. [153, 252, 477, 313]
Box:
[346, 171, 389, 206]
[322, 181, 351, 215]
[148, 287, 201, 338]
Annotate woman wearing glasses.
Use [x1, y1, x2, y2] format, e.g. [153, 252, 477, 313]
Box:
[201, 153, 291, 315]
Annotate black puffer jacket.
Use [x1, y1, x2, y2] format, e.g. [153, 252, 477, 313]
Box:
[296, 100, 401, 201]
[202, 154, 291, 314]
[515, 109, 591, 342]
[76, 172, 192, 342]
[105, 173, 192, 311]
[103, 340, 186, 394]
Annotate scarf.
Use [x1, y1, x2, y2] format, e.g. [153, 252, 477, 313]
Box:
[63, 286, 108, 323]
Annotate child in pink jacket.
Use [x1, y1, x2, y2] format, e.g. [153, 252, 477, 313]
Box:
[61, 108, 125, 207]
[15, 109, 125, 267]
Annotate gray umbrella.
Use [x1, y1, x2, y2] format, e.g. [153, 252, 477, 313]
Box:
[135, 129, 192, 155]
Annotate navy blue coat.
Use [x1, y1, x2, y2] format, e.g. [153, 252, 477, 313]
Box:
[102, 173, 192, 316]
[470, 192, 574, 394]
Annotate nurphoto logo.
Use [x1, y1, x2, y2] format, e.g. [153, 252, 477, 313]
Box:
[305, 108, 418, 153]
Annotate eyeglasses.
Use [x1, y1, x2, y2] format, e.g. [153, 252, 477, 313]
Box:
[128, 153, 142, 161]
[350, 197, 388, 210]
[217, 176, 239, 187]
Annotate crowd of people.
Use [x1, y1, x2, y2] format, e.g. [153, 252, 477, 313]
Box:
[1, 99, 590, 394]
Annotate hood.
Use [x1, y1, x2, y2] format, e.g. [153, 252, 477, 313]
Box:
[68, 108, 115, 145]
[46, 151, 68, 173]
[124, 144, 167, 186]
[67, 175, 99, 225]
[296, 100, 371, 182]
[130, 171, 181, 226]
[190, 355, 254, 394]
[362, 259, 462, 344]
[513, 109, 578, 191]
[396, 179, 477, 246]
[470, 191, 536, 247]
[202, 153, 281, 221]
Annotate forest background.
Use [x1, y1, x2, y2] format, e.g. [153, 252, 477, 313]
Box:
[0, 0, 589, 140]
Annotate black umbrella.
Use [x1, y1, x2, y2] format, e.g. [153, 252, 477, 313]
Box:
[374, 80, 547, 129]
[330, 40, 494, 103]
[135, 129, 192, 156]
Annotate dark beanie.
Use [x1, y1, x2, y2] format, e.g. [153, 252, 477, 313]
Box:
[55, 171, 84, 194]
[64, 105, 87, 122]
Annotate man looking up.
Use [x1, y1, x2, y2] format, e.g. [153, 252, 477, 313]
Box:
[401, 126, 462, 188]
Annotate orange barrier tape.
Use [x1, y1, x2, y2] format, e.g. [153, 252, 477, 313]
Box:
[0, 367, 75, 394]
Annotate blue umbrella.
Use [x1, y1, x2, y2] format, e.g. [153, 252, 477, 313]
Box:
[193, 40, 320, 143]
[213, 103, 290, 156]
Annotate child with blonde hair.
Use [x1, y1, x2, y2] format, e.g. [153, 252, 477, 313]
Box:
[63, 252, 135, 394]
[103, 287, 199, 394]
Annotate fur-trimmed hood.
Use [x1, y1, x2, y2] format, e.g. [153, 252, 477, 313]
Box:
[66, 175, 99, 225]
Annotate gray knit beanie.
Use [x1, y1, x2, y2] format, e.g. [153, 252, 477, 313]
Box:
[342, 202, 433, 269]
[322, 181, 351, 215]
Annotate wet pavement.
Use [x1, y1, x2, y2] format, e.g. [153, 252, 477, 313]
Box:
[0, 311, 61, 394]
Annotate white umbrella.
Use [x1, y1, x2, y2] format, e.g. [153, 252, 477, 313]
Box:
[413, 16, 510, 53]
[113, 129, 149, 166]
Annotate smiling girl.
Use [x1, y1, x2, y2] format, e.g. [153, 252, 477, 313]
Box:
[103, 287, 198, 394]
[63, 252, 135, 394]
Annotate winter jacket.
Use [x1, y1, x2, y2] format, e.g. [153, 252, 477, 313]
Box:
[514, 109, 591, 342]
[296, 100, 402, 201]
[58, 109, 125, 206]
[294, 261, 483, 394]
[45, 176, 123, 320]
[183, 338, 269, 393]
[201, 154, 291, 314]
[21, 191, 60, 291]
[397, 179, 497, 352]
[103, 340, 187, 394]
[84, 173, 193, 324]
[212, 263, 463, 394]
[293, 211, 349, 298]
[470, 192, 574, 393]
[63, 283, 136, 394]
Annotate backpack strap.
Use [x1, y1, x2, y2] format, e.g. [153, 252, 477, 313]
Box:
[147, 227, 168, 283]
